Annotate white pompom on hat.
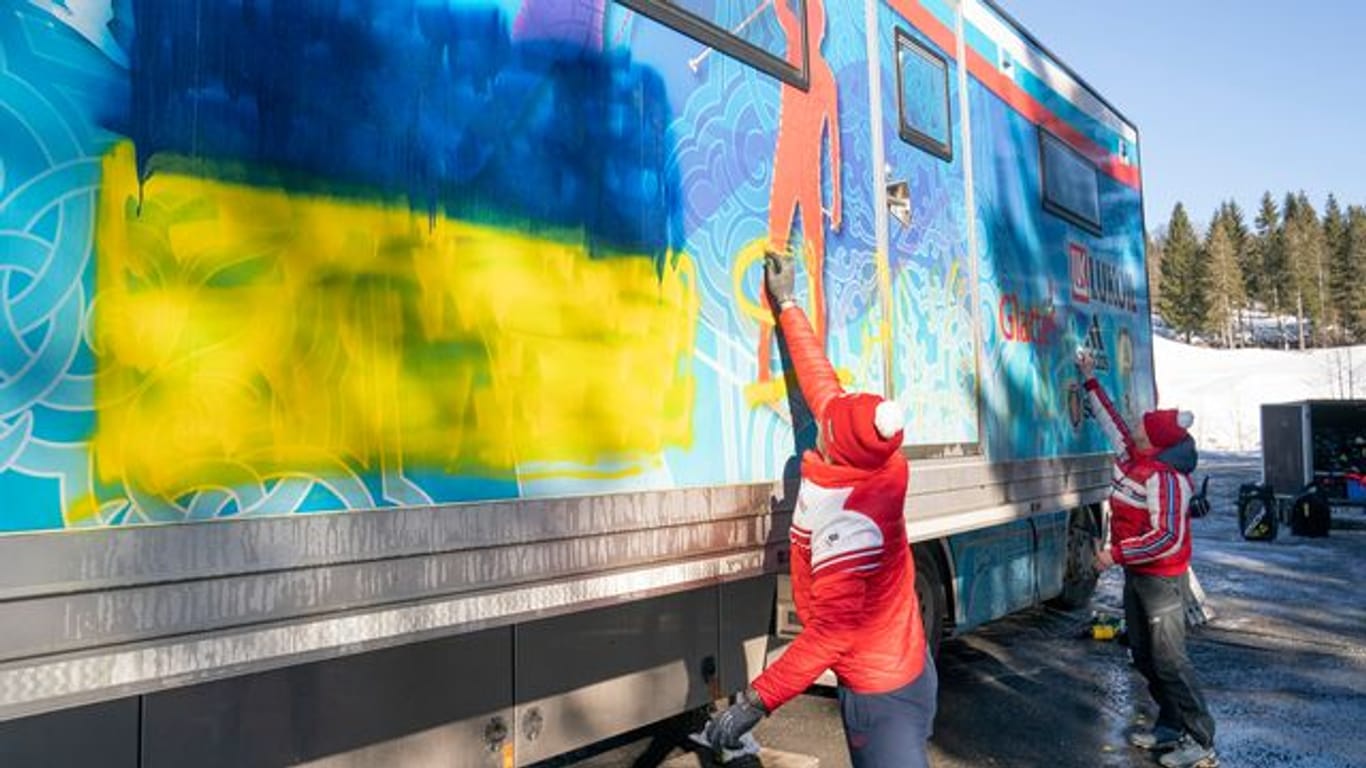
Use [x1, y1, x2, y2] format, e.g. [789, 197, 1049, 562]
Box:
[874, 400, 906, 440]
[1143, 408, 1194, 449]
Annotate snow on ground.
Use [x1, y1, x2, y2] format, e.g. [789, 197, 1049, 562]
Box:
[1153, 335, 1366, 451]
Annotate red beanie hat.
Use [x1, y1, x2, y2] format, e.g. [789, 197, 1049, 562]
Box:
[821, 393, 905, 468]
[1143, 408, 1194, 450]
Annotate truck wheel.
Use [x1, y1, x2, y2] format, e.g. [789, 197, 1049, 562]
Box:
[913, 545, 947, 659]
[1049, 506, 1099, 610]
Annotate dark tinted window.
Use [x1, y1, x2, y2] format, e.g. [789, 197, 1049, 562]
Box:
[895, 29, 952, 161]
[1040, 129, 1102, 233]
[618, 0, 809, 88]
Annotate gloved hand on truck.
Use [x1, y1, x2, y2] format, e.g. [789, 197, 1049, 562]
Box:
[764, 250, 797, 308]
[703, 686, 769, 753]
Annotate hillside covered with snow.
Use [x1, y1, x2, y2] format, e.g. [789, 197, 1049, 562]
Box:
[1153, 336, 1366, 450]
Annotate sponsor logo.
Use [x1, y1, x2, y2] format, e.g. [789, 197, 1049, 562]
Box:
[1068, 382, 1085, 430]
[1083, 315, 1110, 372]
[998, 293, 1058, 345]
[1069, 242, 1138, 313]
[1117, 326, 1136, 417]
[1117, 327, 1134, 376]
[1070, 243, 1091, 303]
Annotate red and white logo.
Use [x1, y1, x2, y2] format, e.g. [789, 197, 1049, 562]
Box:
[1069, 243, 1091, 303]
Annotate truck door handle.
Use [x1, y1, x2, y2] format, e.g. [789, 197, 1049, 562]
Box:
[887, 180, 911, 228]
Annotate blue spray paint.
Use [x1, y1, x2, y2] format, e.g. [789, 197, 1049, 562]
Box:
[108, 0, 682, 265]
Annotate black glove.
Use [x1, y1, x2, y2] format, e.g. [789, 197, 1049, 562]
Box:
[706, 686, 768, 751]
[764, 251, 797, 308]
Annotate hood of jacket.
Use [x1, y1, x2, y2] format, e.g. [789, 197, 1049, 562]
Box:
[1156, 434, 1198, 474]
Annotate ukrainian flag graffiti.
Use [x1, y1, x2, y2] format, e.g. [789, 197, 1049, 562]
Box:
[87, 143, 697, 523]
[2, 0, 701, 529]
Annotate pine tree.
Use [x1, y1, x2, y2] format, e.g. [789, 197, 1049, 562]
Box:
[1206, 208, 1244, 347]
[1253, 193, 1288, 346]
[1284, 192, 1327, 348]
[1280, 192, 1308, 347]
[1219, 200, 1253, 343]
[1340, 206, 1366, 340]
[1221, 200, 1251, 257]
[1323, 195, 1349, 342]
[1146, 230, 1164, 309]
[1158, 203, 1210, 343]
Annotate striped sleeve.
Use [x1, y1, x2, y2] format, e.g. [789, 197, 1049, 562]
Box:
[1084, 378, 1135, 456]
[1115, 470, 1188, 565]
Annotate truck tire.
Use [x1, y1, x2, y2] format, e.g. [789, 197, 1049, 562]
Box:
[913, 545, 947, 659]
[1049, 506, 1100, 610]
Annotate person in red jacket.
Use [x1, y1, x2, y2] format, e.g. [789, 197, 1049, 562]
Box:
[1079, 351, 1218, 768]
[706, 253, 935, 767]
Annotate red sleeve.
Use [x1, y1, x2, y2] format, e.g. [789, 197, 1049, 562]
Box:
[751, 509, 883, 710]
[752, 567, 874, 710]
[1084, 377, 1136, 456]
[777, 304, 843, 419]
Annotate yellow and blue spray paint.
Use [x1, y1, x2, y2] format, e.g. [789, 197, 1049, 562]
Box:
[84, 142, 697, 523]
[2, 0, 710, 529]
[0, 0, 1152, 532]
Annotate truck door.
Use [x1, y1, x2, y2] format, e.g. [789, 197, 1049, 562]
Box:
[872, 0, 979, 456]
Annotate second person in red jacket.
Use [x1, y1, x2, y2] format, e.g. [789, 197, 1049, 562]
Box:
[1080, 350, 1217, 768]
[707, 253, 936, 768]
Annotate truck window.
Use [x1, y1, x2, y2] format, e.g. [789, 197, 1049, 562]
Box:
[618, 0, 810, 89]
[1040, 129, 1102, 234]
[895, 28, 953, 161]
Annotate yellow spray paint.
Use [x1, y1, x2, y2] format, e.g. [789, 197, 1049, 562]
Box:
[876, 248, 894, 400]
[731, 237, 853, 408]
[89, 143, 698, 506]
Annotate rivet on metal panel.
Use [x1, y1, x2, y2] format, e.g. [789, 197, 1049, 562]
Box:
[485, 716, 509, 751]
[701, 655, 719, 700]
[522, 707, 544, 742]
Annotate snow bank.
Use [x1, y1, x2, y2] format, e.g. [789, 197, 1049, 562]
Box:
[1153, 336, 1366, 451]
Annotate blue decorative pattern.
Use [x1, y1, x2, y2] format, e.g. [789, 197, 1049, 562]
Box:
[881, 13, 978, 447]
[1, 0, 1148, 533]
[971, 74, 1152, 462]
[0, 3, 128, 530]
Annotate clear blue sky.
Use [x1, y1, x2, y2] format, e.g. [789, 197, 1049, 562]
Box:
[1008, 0, 1366, 234]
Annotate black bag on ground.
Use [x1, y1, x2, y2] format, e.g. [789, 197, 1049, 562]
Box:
[1237, 482, 1277, 541]
[1288, 487, 1331, 537]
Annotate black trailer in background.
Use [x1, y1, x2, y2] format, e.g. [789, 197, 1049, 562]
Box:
[1261, 400, 1366, 510]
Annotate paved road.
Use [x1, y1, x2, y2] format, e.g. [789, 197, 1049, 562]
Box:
[567, 453, 1366, 767]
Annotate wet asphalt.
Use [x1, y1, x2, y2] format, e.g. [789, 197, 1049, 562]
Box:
[569, 452, 1366, 768]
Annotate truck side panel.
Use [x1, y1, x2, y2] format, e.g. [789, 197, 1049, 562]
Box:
[1, 0, 897, 534]
[961, 0, 1153, 461]
[0, 1, 1137, 757]
[0, 699, 139, 768]
[0, 0, 1138, 521]
[876, 2, 979, 449]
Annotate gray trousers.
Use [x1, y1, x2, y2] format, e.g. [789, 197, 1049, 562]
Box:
[837, 653, 938, 768]
[1125, 571, 1216, 748]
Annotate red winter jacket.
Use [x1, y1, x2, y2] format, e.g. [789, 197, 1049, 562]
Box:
[1084, 378, 1193, 577]
[751, 306, 925, 711]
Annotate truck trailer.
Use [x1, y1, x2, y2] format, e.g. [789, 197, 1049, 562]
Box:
[0, 0, 1153, 764]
